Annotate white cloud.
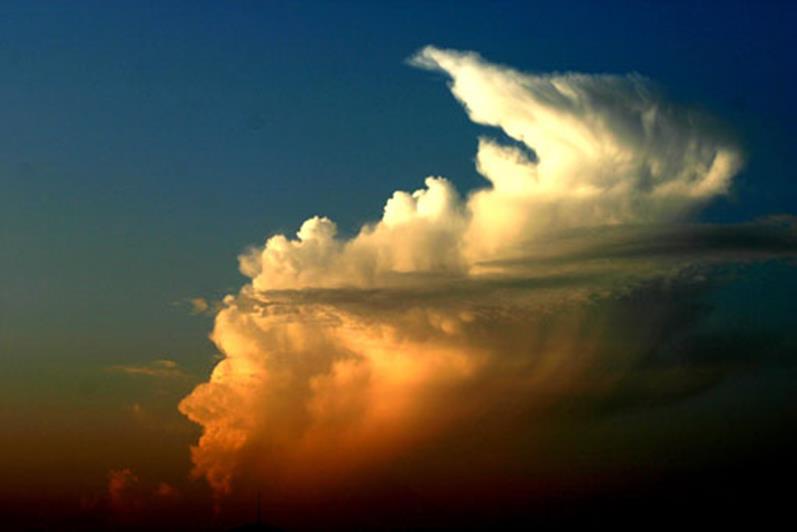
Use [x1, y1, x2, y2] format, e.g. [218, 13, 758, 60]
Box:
[412, 46, 743, 263]
[236, 47, 742, 293]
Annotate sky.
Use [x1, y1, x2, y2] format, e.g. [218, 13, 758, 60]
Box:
[1, 1, 797, 529]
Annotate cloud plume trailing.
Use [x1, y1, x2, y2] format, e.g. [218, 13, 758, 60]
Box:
[178, 47, 794, 523]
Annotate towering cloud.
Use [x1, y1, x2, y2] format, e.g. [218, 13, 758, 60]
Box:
[234, 47, 741, 293]
[178, 47, 791, 525]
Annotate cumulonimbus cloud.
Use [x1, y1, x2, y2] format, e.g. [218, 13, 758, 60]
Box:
[178, 47, 794, 523]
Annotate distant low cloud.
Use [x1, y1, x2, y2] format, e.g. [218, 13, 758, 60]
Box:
[106, 468, 180, 524]
[236, 47, 743, 292]
[178, 47, 795, 522]
[189, 297, 210, 315]
[109, 359, 189, 379]
[173, 296, 221, 316]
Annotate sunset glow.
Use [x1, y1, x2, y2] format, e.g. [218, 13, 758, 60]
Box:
[3, 3, 796, 529]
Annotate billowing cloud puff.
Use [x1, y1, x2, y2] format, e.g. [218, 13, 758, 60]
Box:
[238, 176, 467, 290]
[178, 48, 794, 525]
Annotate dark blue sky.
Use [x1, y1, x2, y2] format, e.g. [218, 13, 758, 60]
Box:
[1, 0, 795, 380]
